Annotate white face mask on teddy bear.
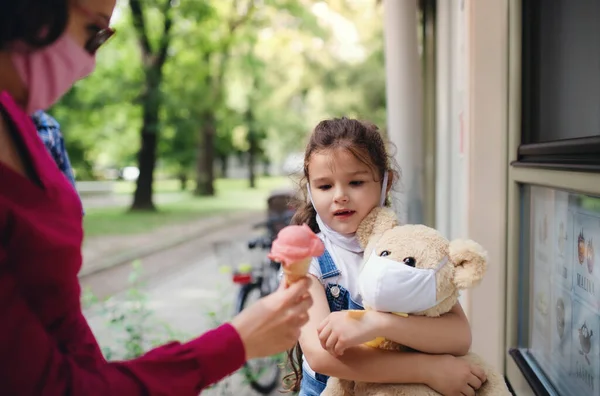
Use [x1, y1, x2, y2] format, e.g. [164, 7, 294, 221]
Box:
[358, 249, 449, 314]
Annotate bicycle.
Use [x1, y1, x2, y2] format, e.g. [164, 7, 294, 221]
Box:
[231, 211, 294, 394]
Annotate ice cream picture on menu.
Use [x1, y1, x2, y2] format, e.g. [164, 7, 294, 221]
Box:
[268, 224, 324, 286]
[579, 229, 586, 265]
[571, 304, 599, 394]
[573, 216, 599, 306]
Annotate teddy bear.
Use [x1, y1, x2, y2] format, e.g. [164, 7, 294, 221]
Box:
[321, 207, 512, 396]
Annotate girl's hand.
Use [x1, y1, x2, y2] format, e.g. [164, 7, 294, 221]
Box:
[425, 355, 487, 396]
[316, 310, 383, 356]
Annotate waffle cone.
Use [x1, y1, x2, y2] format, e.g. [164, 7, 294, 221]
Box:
[283, 257, 311, 285]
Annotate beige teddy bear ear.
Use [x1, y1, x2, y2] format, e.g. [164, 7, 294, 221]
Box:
[449, 239, 488, 289]
[356, 207, 398, 248]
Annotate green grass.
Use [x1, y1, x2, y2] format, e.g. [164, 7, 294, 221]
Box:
[83, 176, 295, 237]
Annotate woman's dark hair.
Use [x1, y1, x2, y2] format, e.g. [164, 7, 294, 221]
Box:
[282, 117, 399, 392]
[0, 0, 70, 50]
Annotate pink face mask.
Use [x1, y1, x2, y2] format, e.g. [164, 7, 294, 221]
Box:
[11, 33, 96, 114]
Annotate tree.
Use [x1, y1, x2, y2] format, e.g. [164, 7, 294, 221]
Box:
[240, 35, 265, 189]
[129, 0, 174, 210]
[192, 0, 258, 196]
[215, 0, 328, 187]
[159, 103, 198, 191]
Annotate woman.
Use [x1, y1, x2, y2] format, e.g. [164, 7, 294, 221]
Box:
[0, 0, 312, 395]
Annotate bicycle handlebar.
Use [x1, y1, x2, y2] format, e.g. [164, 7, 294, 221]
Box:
[248, 236, 272, 250]
[248, 211, 294, 251]
[252, 212, 294, 230]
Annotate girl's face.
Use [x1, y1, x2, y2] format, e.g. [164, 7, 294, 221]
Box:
[308, 148, 384, 236]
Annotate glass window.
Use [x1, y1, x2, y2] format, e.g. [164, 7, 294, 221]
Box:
[516, 185, 600, 395]
[518, 0, 600, 170]
[522, 0, 600, 143]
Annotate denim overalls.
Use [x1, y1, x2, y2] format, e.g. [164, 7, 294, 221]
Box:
[299, 249, 364, 396]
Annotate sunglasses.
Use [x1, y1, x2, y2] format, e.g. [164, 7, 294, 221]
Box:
[73, 2, 116, 54]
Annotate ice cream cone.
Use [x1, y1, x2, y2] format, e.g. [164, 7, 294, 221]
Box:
[282, 257, 311, 285]
[268, 224, 324, 287]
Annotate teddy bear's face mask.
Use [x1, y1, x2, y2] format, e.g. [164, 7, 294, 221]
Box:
[358, 248, 449, 314]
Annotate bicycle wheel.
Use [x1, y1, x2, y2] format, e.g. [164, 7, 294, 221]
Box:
[236, 282, 282, 395]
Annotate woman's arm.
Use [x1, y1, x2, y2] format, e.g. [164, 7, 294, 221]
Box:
[378, 303, 472, 355]
[0, 267, 245, 396]
[300, 277, 484, 393]
[0, 259, 314, 396]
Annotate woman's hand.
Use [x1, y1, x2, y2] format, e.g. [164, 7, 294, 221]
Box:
[317, 310, 384, 356]
[425, 355, 487, 396]
[231, 277, 313, 360]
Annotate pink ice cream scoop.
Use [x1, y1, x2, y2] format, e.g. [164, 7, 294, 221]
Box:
[269, 224, 324, 284]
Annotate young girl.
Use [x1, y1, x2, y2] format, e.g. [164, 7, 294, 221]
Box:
[285, 117, 487, 396]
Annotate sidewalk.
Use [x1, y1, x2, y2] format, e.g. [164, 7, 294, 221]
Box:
[80, 210, 264, 277]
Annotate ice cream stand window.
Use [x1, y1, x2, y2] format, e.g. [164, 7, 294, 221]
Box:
[509, 187, 600, 395]
[505, 1, 600, 395]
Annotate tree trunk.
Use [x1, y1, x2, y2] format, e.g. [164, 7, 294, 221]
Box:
[131, 79, 160, 211]
[220, 155, 228, 178]
[178, 171, 188, 191]
[129, 0, 173, 211]
[194, 114, 216, 196]
[248, 130, 257, 189]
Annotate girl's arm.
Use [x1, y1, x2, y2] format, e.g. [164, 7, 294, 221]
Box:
[378, 303, 472, 355]
[316, 301, 471, 357]
[301, 277, 485, 394]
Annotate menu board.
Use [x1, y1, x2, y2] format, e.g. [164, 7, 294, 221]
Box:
[527, 186, 600, 395]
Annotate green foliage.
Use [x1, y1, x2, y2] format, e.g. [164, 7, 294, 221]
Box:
[85, 260, 186, 361]
[50, 0, 386, 189]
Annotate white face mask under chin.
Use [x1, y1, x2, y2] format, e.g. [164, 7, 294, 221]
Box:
[307, 171, 389, 253]
[358, 251, 449, 314]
